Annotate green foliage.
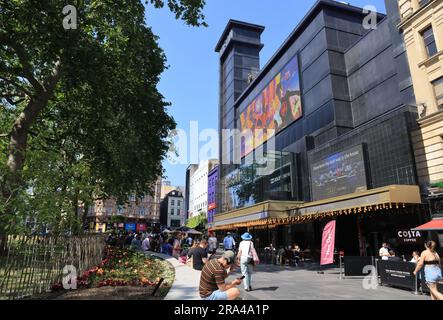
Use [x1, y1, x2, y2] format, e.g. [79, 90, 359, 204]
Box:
[0, 0, 206, 233]
[186, 211, 207, 229]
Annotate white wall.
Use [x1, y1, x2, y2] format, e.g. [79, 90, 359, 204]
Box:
[167, 195, 184, 227]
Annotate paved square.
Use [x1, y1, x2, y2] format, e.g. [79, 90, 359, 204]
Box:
[227, 264, 429, 300]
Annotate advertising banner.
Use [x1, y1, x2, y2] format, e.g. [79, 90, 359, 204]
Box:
[311, 144, 367, 201]
[239, 55, 302, 157]
[377, 260, 416, 290]
[321, 220, 336, 265]
[125, 223, 136, 232]
[136, 223, 147, 232]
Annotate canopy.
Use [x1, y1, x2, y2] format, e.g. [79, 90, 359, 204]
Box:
[412, 218, 443, 231]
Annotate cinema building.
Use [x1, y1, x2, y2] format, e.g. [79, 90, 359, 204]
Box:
[213, 0, 431, 257]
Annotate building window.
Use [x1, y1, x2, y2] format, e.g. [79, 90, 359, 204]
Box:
[171, 199, 175, 206]
[170, 208, 174, 215]
[177, 200, 181, 207]
[433, 77, 443, 109]
[421, 26, 438, 58]
[419, 0, 431, 8]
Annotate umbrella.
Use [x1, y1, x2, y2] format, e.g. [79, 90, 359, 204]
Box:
[412, 215, 443, 231]
[185, 228, 202, 235]
[174, 226, 191, 232]
[172, 226, 202, 235]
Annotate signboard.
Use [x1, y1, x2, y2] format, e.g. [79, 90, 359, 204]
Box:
[208, 203, 216, 211]
[136, 223, 147, 232]
[343, 256, 374, 276]
[321, 220, 336, 265]
[377, 260, 416, 290]
[396, 229, 423, 244]
[95, 223, 106, 233]
[125, 223, 136, 232]
[311, 144, 367, 201]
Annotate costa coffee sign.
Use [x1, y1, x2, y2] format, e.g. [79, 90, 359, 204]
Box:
[397, 229, 423, 244]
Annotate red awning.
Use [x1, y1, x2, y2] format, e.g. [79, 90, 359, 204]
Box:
[413, 219, 443, 231]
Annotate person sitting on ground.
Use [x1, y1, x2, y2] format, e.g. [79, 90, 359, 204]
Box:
[199, 251, 241, 300]
[190, 239, 209, 271]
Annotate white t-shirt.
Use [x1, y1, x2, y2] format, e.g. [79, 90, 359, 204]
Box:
[379, 247, 389, 260]
[239, 240, 254, 258]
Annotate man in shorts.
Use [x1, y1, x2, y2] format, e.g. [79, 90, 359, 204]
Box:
[199, 251, 241, 300]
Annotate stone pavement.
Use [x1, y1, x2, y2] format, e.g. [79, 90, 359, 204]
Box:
[145, 251, 201, 300]
[227, 263, 429, 300]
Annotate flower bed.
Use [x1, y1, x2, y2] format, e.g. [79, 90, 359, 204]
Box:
[51, 246, 175, 293]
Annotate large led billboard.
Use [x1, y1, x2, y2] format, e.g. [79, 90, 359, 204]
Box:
[239, 55, 302, 157]
[310, 145, 368, 201]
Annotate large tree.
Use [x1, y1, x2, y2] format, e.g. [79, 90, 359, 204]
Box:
[0, 0, 206, 233]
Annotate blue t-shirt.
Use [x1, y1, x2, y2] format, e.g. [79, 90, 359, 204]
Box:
[223, 236, 234, 249]
[162, 243, 173, 255]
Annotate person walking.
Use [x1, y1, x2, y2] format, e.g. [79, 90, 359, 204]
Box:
[190, 239, 209, 271]
[237, 232, 259, 292]
[413, 241, 443, 300]
[223, 232, 235, 252]
[208, 232, 218, 257]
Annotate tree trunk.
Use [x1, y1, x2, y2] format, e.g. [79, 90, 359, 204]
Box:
[0, 234, 7, 256]
[0, 60, 61, 226]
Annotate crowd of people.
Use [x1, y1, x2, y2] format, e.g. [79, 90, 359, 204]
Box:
[106, 229, 442, 301]
[104, 229, 196, 257]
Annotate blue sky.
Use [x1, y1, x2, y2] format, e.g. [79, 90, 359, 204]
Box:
[145, 0, 387, 187]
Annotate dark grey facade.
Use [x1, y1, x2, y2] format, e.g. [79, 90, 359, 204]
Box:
[216, 0, 419, 210]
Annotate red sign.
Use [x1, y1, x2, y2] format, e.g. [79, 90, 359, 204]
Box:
[208, 203, 217, 210]
[136, 223, 147, 232]
[320, 220, 336, 265]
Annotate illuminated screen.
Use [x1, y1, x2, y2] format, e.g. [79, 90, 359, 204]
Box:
[239, 55, 302, 157]
[310, 145, 368, 201]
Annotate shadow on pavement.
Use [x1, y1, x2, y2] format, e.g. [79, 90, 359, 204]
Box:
[251, 286, 279, 291]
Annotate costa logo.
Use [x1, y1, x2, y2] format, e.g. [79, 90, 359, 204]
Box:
[396, 229, 423, 244]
